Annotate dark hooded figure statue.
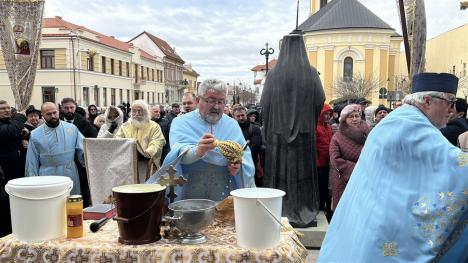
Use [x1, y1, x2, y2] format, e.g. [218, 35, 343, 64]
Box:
[261, 31, 325, 228]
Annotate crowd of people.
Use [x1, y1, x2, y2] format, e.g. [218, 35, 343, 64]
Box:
[0, 74, 467, 261]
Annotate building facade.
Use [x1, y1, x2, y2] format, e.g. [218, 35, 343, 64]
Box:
[182, 64, 199, 94]
[423, 23, 468, 99]
[0, 16, 165, 108]
[129, 32, 186, 105]
[300, 0, 402, 104]
[251, 59, 277, 102]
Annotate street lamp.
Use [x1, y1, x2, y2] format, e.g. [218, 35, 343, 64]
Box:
[260, 42, 274, 75]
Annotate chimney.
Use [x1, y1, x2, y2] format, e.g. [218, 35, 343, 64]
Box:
[55, 16, 62, 20]
[310, 0, 329, 16]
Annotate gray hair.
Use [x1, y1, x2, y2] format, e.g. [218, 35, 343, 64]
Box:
[402, 91, 451, 106]
[198, 78, 227, 97]
[131, 100, 150, 118]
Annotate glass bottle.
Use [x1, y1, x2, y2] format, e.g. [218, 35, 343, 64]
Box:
[66, 195, 83, 238]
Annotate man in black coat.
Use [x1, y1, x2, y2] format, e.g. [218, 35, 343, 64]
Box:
[87, 104, 98, 124]
[166, 103, 180, 124]
[60, 98, 96, 207]
[151, 105, 170, 164]
[0, 100, 26, 237]
[60, 98, 98, 138]
[232, 106, 263, 186]
[441, 98, 468, 146]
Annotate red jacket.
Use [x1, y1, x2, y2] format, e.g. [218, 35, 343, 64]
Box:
[315, 104, 333, 167]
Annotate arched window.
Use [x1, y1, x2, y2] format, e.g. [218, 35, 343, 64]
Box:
[343, 56, 353, 80]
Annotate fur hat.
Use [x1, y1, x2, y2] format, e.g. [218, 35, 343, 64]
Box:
[374, 105, 389, 117]
[25, 105, 41, 117]
[339, 104, 361, 123]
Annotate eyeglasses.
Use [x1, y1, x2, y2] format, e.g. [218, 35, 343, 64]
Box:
[430, 95, 457, 108]
[201, 97, 226, 106]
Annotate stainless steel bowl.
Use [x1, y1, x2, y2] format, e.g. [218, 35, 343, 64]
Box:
[168, 199, 216, 244]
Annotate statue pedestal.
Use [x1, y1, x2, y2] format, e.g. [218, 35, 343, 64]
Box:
[295, 211, 328, 248]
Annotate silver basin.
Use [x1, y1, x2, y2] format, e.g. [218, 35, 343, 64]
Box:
[168, 199, 216, 244]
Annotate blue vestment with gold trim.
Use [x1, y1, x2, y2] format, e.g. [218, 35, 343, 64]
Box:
[319, 105, 467, 262]
[150, 110, 255, 201]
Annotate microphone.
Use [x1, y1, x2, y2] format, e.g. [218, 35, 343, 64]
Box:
[90, 217, 111, 233]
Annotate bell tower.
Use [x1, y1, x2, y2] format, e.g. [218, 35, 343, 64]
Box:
[310, 0, 329, 16]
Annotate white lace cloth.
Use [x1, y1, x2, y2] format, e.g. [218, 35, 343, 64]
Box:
[83, 138, 137, 204]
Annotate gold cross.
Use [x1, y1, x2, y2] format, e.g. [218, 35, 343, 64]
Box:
[158, 166, 187, 187]
[158, 165, 187, 203]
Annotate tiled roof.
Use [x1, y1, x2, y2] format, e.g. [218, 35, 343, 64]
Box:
[251, 59, 278, 71]
[43, 17, 131, 53]
[298, 0, 394, 32]
[131, 31, 185, 64]
[139, 49, 158, 62]
[183, 68, 199, 77]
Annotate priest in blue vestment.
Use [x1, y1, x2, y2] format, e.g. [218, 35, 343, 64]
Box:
[154, 79, 255, 201]
[319, 73, 467, 263]
[25, 102, 84, 195]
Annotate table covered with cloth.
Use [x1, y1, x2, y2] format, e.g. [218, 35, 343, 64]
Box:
[0, 218, 308, 262]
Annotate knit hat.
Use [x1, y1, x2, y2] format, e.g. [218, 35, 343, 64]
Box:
[374, 105, 389, 117]
[339, 104, 361, 123]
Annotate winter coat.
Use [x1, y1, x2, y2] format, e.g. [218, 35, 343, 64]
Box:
[329, 121, 369, 210]
[316, 104, 333, 167]
[62, 113, 98, 138]
[0, 114, 26, 181]
[440, 118, 468, 146]
[152, 117, 170, 163]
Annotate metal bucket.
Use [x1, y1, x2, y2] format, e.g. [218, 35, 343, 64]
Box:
[112, 184, 166, 245]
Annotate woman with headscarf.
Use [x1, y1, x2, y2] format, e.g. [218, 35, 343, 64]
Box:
[97, 105, 124, 138]
[329, 104, 370, 211]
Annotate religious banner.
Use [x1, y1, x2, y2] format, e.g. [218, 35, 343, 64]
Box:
[0, 0, 44, 111]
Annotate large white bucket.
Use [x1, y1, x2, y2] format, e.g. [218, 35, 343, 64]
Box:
[5, 176, 73, 242]
[230, 188, 285, 249]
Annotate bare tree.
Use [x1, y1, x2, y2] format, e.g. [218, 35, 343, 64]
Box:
[395, 75, 412, 96]
[333, 73, 379, 100]
[459, 76, 468, 99]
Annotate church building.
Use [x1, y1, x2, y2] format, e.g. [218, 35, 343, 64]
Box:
[299, 0, 402, 104]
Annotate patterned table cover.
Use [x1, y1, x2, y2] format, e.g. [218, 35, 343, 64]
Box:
[0, 218, 308, 263]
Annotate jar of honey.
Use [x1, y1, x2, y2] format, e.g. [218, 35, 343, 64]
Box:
[66, 195, 83, 238]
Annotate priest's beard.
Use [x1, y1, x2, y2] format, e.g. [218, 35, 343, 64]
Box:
[131, 118, 148, 129]
[45, 118, 60, 128]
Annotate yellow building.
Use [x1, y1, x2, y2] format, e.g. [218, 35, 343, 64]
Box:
[129, 32, 188, 104]
[300, 0, 402, 104]
[0, 16, 166, 108]
[182, 64, 199, 94]
[425, 23, 468, 99]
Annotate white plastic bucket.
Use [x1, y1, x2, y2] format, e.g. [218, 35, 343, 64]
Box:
[5, 176, 73, 242]
[230, 187, 286, 249]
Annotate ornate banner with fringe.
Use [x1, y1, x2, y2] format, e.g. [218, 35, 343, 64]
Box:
[0, 0, 44, 110]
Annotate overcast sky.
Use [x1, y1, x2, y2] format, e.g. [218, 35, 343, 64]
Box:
[44, 0, 467, 86]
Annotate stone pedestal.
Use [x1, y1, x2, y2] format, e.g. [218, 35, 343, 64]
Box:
[296, 211, 328, 248]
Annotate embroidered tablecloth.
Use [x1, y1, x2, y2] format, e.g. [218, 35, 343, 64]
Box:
[0, 219, 308, 262]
